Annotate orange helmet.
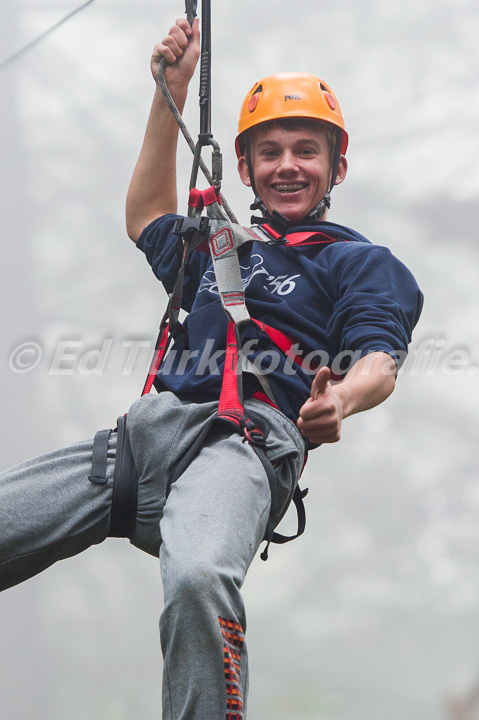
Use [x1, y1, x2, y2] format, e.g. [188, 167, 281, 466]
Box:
[235, 72, 348, 159]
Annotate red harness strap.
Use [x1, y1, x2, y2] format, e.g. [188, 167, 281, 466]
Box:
[251, 319, 305, 368]
[217, 321, 245, 424]
[252, 391, 277, 408]
[261, 223, 343, 248]
[142, 323, 170, 396]
[250, 318, 342, 381]
[285, 231, 341, 246]
[216, 320, 272, 448]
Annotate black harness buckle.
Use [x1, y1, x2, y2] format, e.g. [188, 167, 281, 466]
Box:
[173, 216, 210, 241]
[241, 418, 267, 446]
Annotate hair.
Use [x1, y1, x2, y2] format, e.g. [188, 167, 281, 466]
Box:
[240, 117, 337, 165]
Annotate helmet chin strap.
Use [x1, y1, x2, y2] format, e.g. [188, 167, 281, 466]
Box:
[250, 190, 330, 230]
[307, 190, 331, 220]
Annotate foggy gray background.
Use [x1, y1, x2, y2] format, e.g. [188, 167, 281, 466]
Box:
[1, 0, 478, 718]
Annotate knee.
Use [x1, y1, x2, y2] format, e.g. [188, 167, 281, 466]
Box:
[165, 558, 229, 608]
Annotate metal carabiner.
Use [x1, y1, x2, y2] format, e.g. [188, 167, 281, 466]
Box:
[189, 136, 223, 196]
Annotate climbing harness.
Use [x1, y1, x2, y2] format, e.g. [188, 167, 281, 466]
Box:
[91, 0, 346, 559]
[90, 415, 137, 538]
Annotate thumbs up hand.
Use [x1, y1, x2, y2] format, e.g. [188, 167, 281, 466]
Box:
[297, 366, 344, 444]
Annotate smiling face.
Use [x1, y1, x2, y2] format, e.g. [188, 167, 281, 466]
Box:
[238, 119, 347, 222]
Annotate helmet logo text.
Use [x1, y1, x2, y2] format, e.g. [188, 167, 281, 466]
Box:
[284, 94, 302, 101]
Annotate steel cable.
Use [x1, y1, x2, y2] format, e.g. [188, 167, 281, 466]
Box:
[0, 0, 97, 72]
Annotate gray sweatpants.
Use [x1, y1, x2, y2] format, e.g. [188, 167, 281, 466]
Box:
[0, 392, 305, 720]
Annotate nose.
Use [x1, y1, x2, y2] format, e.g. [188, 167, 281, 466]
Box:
[277, 150, 298, 174]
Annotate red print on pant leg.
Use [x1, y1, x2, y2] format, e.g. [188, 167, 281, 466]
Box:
[218, 616, 245, 720]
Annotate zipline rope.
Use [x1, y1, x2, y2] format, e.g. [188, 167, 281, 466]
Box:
[156, 0, 237, 223]
[0, 0, 97, 72]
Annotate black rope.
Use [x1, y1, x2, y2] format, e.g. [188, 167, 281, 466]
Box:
[198, 0, 212, 136]
[0, 0, 97, 73]
[156, 0, 237, 223]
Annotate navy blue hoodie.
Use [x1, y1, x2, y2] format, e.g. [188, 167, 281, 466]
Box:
[137, 215, 423, 424]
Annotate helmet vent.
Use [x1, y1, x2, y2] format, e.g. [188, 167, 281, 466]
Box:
[236, 73, 347, 159]
[248, 84, 263, 112]
[325, 92, 336, 110]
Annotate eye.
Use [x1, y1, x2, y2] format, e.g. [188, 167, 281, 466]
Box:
[298, 147, 317, 157]
[260, 148, 279, 158]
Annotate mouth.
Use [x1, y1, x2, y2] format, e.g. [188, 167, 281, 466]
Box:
[272, 183, 308, 194]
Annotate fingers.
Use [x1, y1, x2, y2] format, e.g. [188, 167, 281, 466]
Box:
[300, 425, 341, 444]
[310, 366, 331, 401]
[155, 18, 198, 65]
[157, 24, 190, 64]
[297, 404, 341, 443]
[298, 399, 337, 426]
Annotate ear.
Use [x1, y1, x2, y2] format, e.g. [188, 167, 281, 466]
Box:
[237, 156, 252, 187]
[334, 155, 348, 186]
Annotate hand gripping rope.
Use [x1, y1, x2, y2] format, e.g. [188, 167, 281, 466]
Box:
[155, 0, 237, 223]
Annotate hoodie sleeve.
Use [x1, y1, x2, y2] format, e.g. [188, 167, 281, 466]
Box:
[136, 214, 211, 312]
[326, 244, 424, 367]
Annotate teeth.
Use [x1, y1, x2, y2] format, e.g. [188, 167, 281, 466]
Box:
[274, 184, 305, 193]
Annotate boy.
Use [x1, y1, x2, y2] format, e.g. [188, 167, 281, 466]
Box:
[0, 16, 423, 720]
[124, 17, 422, 719]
